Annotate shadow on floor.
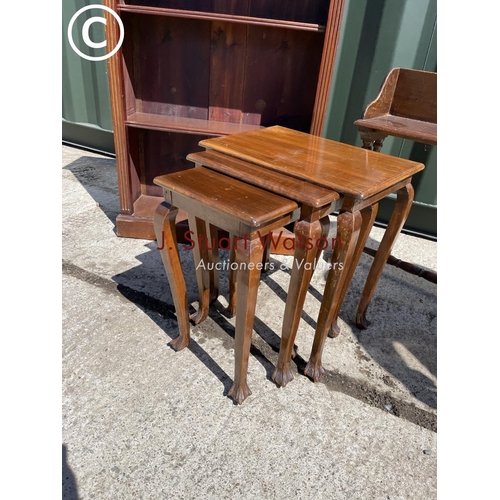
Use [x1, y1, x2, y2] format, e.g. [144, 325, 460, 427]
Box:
[106, 238, 436, 429]
[62, 444, 78, 500]
[64, 150, 437, 426]
[63, 153, 121, 230]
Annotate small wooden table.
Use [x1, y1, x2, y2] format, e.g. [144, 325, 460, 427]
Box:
[199, 126, 424, 384]
[153, 167, 300, 403]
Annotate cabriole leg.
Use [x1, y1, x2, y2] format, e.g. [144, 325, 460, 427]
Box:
[228, 237, 264, 404]
[305, 211, 362, 381]
[328, 204, 378, 337]
[154, 202, 190, 351]
[272, 216, 328, 387]
[356, 183, 414, 329]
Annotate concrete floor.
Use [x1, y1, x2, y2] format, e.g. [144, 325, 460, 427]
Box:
[62, 145, 437, 499]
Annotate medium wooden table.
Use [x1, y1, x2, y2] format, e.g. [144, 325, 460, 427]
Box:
[198, 126, 424, 385]
[186, 149, 342, 388]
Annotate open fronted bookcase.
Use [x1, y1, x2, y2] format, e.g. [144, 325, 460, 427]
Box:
[104, 0, 346, 239]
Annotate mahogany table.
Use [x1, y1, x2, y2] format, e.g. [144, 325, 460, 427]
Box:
[198, 126, 424, 385]
[153, 167, 299, 404]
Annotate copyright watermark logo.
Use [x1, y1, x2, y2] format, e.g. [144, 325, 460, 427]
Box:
[67, 5, 124, 61]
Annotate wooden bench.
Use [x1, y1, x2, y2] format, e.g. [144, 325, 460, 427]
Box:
[354, 68, 437, 151]
[153, 167, 299, 404]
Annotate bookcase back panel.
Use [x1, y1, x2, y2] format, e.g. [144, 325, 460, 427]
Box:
[212, 0, 250, 16]
[208, 22, 256, 125]
[126, 127, 143, 200]
[240, 26, 324, 131]
[121, 0, 330, 24]
[123, 14, 324, 130]
[123, 14, 211, 119]
[248, 0, 329, 25]
[128, 129, 205, 197]
[122, 1, 208, 11]
[120, 18, 138, 116]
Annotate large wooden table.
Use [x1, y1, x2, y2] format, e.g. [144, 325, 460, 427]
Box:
[197, 126, 424, 385]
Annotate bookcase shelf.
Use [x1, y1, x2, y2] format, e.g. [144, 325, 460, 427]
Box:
[118, 5, 326, 32]
[125, 112, 263, 137]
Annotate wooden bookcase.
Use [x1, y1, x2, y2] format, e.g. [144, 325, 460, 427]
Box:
[104, 0, 346, 239]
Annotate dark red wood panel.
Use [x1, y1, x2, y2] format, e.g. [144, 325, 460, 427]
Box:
[249, 0, 329, 24]
[125, 128, 143, 201]
[119, 15, 137, 115]
[208, 22, 254, 124]
[139, 131, 206, 196]
[212, 0, 250, 16]
[123, 1, 208, 10]
[241, 26, 324, 131]
[122, 0, 328, 23]
[121, 13, 211, 119]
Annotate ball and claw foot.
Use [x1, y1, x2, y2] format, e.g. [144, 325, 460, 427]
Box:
[228, 382, 252, 404]
[327, 320, 340, 338]
[304, 359, 325, 382]
[355, 311, 371, 330]
[271, 366, 294, 387]
[169, 335, 190, 352]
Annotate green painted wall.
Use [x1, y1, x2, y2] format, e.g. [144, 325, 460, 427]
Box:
[62, 0, 437, 235]
[323, 0, 437, 236]
[62, 0, 115, 153]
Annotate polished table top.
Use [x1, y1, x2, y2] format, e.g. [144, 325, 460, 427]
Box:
[186, 149, 340, 209]
[199, 126, 424, 199]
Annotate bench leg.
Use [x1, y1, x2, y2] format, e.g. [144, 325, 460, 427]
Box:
[358, 127, 387, 152]
[355, 183, 414, 329]
[272, 216, 329, 387]
[228, 237, 264, 404]
[154, 202, 190, 351]
[304, 211, 362, 382]
[188, 215, 219, 325]
[328, 204, 378, 338]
